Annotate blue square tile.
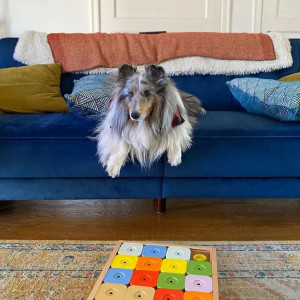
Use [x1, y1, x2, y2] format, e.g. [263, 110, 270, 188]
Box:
[103, 268, 133, 285]
[142, 245, 167, 258]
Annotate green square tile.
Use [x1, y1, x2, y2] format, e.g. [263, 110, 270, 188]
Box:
[186, 260, 212, 276]
[157, 272, 185, 290]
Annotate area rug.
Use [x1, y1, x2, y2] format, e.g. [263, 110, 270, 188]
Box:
[0, 241, 299, 300]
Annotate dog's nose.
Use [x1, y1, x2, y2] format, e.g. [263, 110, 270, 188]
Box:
[131, 112, 140, 120]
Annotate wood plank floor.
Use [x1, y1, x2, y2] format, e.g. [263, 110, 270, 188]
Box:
[0, 198, 299, 241]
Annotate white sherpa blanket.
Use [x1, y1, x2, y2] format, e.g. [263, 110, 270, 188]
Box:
[13, 31, 292, 76]
[13, 31, 54, 65]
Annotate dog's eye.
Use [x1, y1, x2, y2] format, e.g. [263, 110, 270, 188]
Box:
[144, 90, 151, 97]
[128, 92, 134, 97]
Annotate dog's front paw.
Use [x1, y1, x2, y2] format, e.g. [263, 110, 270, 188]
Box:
[106, 163, 122, 178]
[200, 108, 206, 115]
[168, 152, 182, 167]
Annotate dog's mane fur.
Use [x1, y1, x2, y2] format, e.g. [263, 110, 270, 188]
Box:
[95, 64, 204, 176]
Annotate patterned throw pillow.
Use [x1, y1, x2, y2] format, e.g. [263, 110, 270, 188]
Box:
[64, 75, 112, 120]
[227, 78, 300, 121]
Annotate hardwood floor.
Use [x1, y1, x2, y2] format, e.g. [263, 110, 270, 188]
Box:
[0, 198, 299, 241]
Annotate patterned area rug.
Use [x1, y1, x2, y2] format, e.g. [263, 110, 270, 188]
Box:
[0, 241, 299, 300]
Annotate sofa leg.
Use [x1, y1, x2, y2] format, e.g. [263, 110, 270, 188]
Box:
[154, 198, 166, 213]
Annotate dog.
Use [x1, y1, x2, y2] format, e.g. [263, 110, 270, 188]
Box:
[95, 64, 205, 178]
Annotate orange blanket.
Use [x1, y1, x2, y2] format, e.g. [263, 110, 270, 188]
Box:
[47, 32, 276, 73]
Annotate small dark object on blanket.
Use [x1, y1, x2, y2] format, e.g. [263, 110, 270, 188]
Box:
[139, 31, 167, 34]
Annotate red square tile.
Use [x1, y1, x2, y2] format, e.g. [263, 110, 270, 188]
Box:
[154, 288, 184, 300]
[130, 270, 159, 288]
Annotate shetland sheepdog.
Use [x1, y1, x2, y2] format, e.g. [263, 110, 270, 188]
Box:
[95, 64, 205, 178]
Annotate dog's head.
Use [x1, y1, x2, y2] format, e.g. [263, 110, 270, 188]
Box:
[116, 64, 167, 121]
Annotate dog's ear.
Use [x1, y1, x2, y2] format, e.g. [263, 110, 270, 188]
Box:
[118, 64, 136, 79]
[145, 65, 165, 80]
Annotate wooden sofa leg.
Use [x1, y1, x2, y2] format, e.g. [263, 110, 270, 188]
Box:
[154, 198, 166, 213]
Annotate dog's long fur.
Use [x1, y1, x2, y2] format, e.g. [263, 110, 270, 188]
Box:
[95, 64, 205, 178]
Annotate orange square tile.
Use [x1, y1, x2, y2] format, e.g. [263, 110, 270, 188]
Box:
[184, 291, 213, 300]
[136, 257, 162, 272]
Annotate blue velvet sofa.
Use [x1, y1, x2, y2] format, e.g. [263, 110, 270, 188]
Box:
[1, 37, 300, 209]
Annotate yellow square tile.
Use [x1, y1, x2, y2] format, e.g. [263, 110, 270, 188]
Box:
[111, 254, 138, 270]
[161, 258, 187, 274]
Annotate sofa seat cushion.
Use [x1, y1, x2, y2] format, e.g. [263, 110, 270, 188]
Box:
[0, 113, 97, 138]
[193, 111, 300, 137]
[164, 111, 300, 177]
[0, 113, 163, 178]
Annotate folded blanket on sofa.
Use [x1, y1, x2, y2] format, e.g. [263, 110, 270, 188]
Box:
[48, 32, 276, 71]
[14, 31, 292, 76]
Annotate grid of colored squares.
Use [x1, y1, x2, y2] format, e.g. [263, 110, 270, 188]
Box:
[95, 243, 214, 300]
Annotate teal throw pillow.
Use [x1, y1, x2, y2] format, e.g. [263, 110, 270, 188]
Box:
[227, 78, 300, 121]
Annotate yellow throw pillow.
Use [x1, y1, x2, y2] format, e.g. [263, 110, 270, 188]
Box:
[0, 63, 69, 113]
[279, 72, 300, 82]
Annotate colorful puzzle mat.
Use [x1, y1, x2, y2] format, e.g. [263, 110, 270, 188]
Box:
[88, 241, 218, 300]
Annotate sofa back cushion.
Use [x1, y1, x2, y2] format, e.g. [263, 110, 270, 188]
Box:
[1, 37, 300, 112]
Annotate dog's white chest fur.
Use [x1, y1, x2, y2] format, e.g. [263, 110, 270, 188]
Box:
[124, 121, 166, 165]
[122, 118, 193, 168]
[125, 121, 154, 150]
